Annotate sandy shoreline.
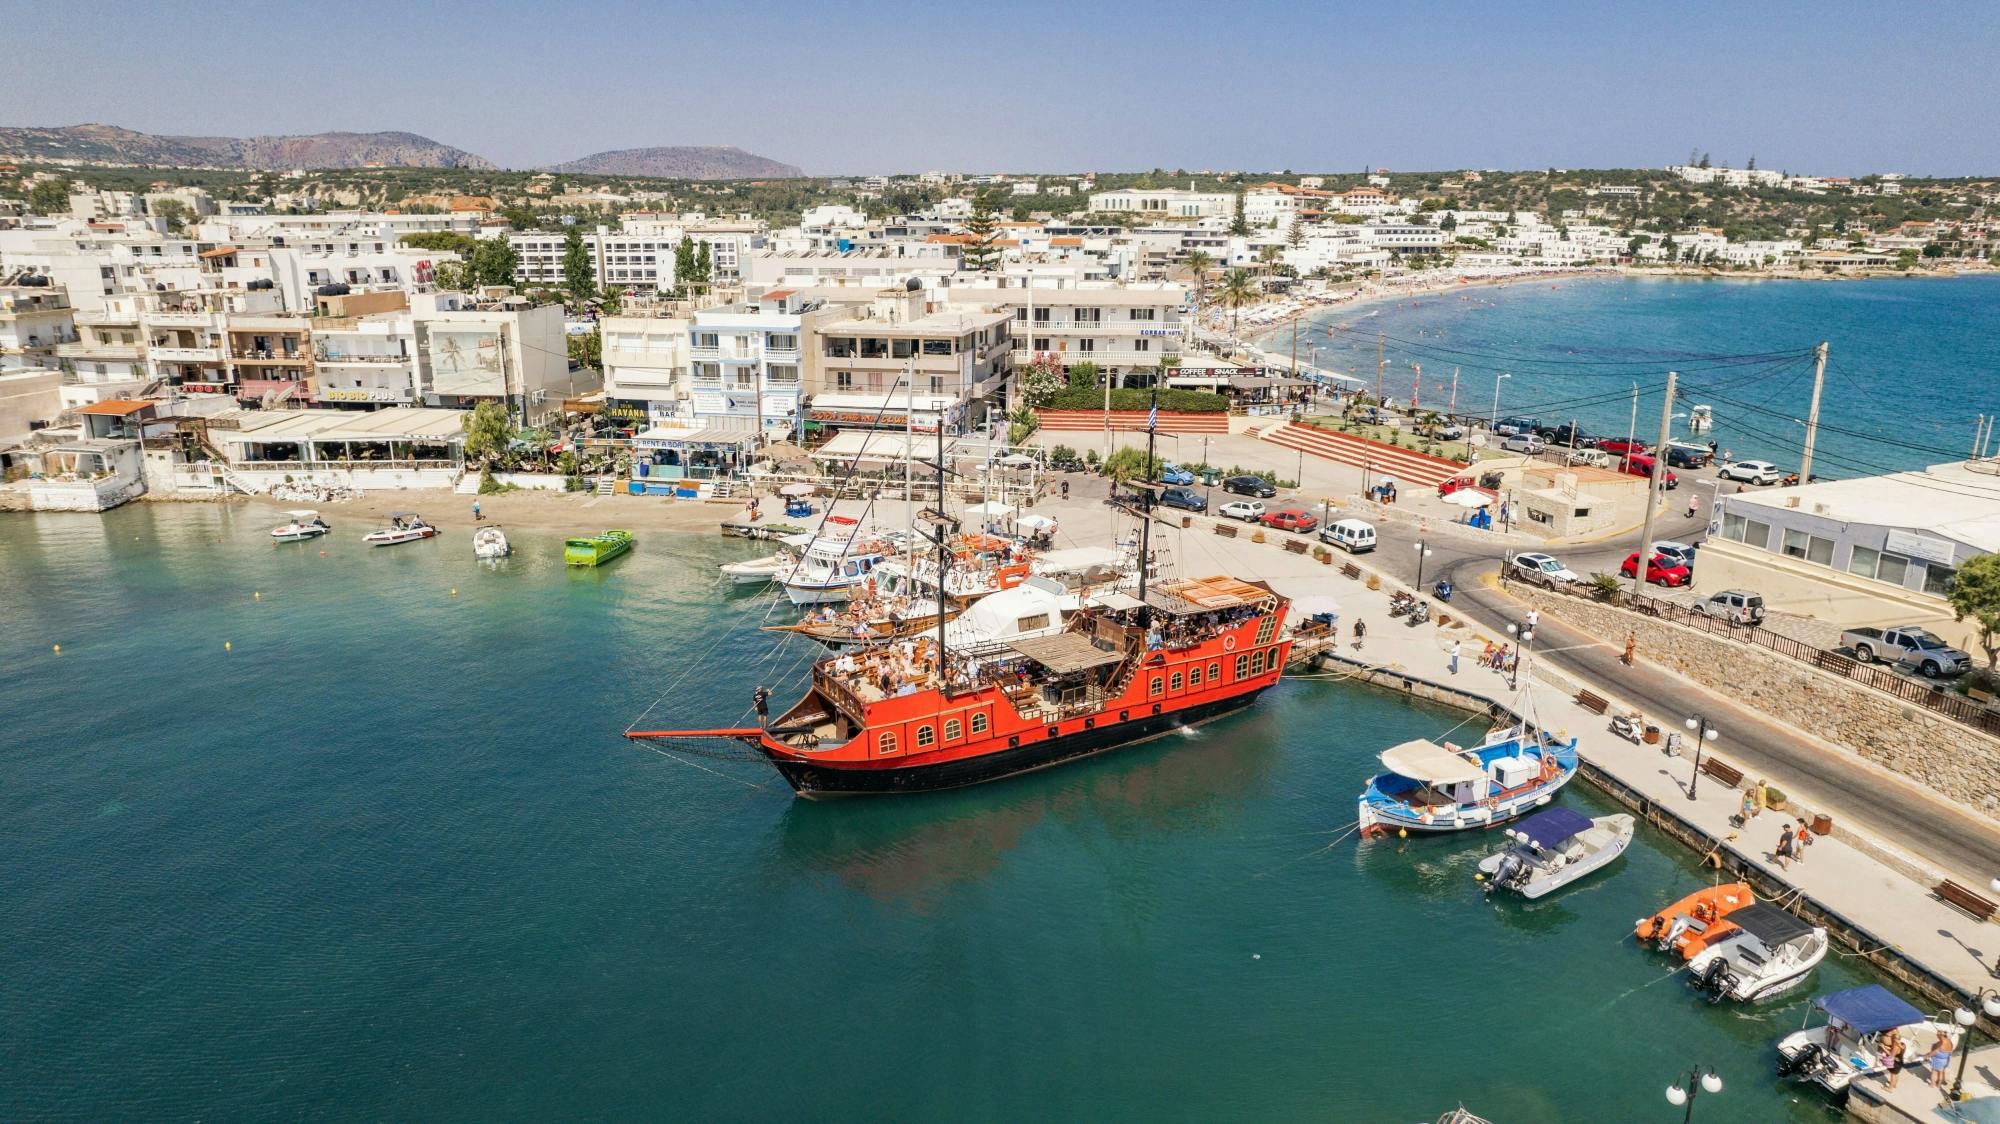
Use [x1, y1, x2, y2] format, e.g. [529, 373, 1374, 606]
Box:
[232, 488, 749, 536]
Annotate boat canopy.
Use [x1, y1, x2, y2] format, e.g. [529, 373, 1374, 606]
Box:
[1511, 807, 1593, 850]
[1816, 985, 1927, 1035]
[1379, 739, 1485, 786]
[1007, 633, 1124, 674]
[281, 509, 319, 518]
[1730, 902, 1815, 946]
[1087, 590, 1146, 612]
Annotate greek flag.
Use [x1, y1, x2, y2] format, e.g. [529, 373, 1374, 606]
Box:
[1147, 403, 1158, 432]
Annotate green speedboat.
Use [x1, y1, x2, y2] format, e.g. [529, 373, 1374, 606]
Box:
[565, 529, 634, 567]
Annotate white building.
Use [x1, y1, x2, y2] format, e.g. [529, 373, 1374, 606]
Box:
[940, 279, 1187, 387]
[600, 310, 692, 426]
[1087, 188, 1236, 221]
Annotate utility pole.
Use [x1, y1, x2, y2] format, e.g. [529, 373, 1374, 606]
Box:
[1291, 315, 1299, 377]
[1632, 370, 1677, 595]
[1412, 363, 1422, 410]
[1449, 366, 1459, 414]
[1798, 341, 1828, 484]
[1626, 383, 1639, 456]
[1375, 332, 1385, 405]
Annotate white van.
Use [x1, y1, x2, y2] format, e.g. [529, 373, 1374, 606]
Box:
[1320, 518, 1377, 553]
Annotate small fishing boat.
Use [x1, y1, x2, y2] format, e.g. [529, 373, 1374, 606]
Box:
[1477, 808, 1634, 899]
[472, 525, 511, 560]
[1687, 903, 1828, 1003]
[362, 513, 436, 546]
[1357, 726, 1580, 837]
[775, 532, 891, 604]
[565, 529, 634, 567]
[1636, 882, 1755, 959]
[720, 533, 813, 585]
[1776, 985, 1958, 1092]
[270, 509, 330, 542]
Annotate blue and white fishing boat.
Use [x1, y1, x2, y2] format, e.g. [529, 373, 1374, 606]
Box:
[1356, 724, 1579, 837]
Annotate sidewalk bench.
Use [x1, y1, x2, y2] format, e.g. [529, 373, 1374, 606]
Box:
[1936, 880, 1999, 922]
[1574, 690, 1610, 714]
[1214, 522, 1237, 538]
[1340, 563, 1362, 579]
[1700, 756, 1745, 788]
[1284, 539, 1309, 555]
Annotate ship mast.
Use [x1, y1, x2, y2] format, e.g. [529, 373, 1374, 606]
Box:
[1138, 383, 1157, 627]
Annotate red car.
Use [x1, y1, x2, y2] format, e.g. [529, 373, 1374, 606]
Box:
[1621, 550, 1691, 586]
[1598, 438, 1649, 458]
[1618, 453, 1679, 489]
[1261, 507, 1319, 534]
[1438, 475, 1475, 497]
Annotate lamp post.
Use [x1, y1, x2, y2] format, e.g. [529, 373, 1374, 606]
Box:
[1991, 879, 2000, 978]
[1950, 990, 2000, 1100]
[1683, 715, 1720, 799]
[1506, 623, 1534, 692]
[1414, 539, 1433, 588]
[1490, 372, 1511, 428]
[1665, 1066, 1723, 1123]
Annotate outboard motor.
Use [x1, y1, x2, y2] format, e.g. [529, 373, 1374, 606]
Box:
[1660, 914, 1691, 952]
[1699, 957, 1735, 1002]
[1776, 1041, 1823, 1078]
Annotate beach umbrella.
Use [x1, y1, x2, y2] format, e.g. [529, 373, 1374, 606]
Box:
[1447, 490, 1492, 508]
[779, 483, 815, 497]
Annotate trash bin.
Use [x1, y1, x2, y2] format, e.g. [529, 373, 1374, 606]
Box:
[1642, 723, 1661, 745]
[1812, 813, 1833, 836]
[1202, 471, 1221, 487]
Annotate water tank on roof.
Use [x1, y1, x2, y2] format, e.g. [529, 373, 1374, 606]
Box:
[905, 276, 922, 291]
[315, 282, 350, 296]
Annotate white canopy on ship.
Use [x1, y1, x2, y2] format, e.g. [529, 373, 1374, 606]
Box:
[1379, 739, 1485, 785]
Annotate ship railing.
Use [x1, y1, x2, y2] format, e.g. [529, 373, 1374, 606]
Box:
[811, 664, 869, 722]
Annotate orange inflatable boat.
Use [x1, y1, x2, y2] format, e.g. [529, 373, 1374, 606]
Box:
[1635, 882, 1754, 959]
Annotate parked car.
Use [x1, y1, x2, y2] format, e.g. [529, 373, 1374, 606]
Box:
[1620, 550, 1691, 587]
[1694, 590, 1764, 625]
[1494, 415, 1543, 437]
[1158, 463, 1195, 486]
[1539, 423, 1599, 448]
[1720, 459, 1784, 485]
[1597, 438, 1649, 458]
[1562, 449, 1615, 470]
[1509, 552, 1580, 586]
[1437, 423, 1467, 441]
[1651, 540, 1697, 571]
[1438, 475, 1476, 497]
[1665, 441, 1714, 469]
[1261, 507, 1319, 534]
[1618, 453, 1680, 489]
[1158, 486, 1207, 513]
[1223, 474, 1278, 498]
[1839, 626, 1971, 678]
[1219, 500, 1266, 522]
[1321, 518, 1377, 552]
[1502, 433, 1546, 455]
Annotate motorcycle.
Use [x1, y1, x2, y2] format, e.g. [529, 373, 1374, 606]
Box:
[1406, 600, 1430, 625]
[1610, 711, 1645, 745]
[1388, 591, 1415, 617]
[1432, 578, 1454, 602]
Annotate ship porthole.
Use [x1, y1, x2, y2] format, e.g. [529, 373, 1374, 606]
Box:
[1047, 726, 1059, 739]
[1008, 735, 1020, 748]
[1151, 704, 1161, 715]
[1119, 710, 1129, 721]
[1084, 718, 1095, 729]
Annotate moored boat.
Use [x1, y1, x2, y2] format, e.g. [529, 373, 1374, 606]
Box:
[1776, 985, 1959, 1093]
[1477, 808, 1633, 899]
[1636, 882, 1755, 959]
[362, 512, 436, 545]
[1356, 727, 1579, 837]
[774, 531, 891, 604]
[472, 525, 511, 559]
[270, 509, 330, 542]
[1687, 903, 1828, 1003]
[565, 529, 634, 567]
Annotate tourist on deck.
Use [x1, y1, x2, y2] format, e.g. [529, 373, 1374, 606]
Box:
[752, 686, 771, 726]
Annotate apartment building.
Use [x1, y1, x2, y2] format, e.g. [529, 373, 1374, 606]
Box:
[0, 284, 77, 369]
[310, 291, 422, 408]
[511, 218, 764, 291]
[600, 308, 692, 427]
[1243, 183, 1331, 234]
[141, 287, 287, 397]
[684, 292, 837, 436]
[56, 292, 149, 408]
[808, 286, 1013, 435]
[225, 310, 314, 407]
[1087, 188, 1237, 221]
[940, 280, 1187, 387]
[412, 293, 582, 425]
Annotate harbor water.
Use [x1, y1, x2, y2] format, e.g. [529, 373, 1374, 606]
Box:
[2, 506, 1893, 1120]
[1281, 274, 2000, 477]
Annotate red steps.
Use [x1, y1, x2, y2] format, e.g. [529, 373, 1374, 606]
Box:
[1262, 423, 1466, 488]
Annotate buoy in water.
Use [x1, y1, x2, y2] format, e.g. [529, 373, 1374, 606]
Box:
[450, 588, 457, 597]
[224, 641, 233, 651]
[53, 644, 61, 654]
[1397, 827, 1408, 839]
[254, 591, 261, 600]
[1473, 872, 1485, 881]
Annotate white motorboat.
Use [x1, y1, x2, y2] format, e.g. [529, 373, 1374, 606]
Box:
[720, 533, 811, 585]
[1477, 808, 1633, 899]
[1687, 902, 1828, 1002]
[472, 526, 511, 560]
[775, 531, 890, 605]
[1776, 985, 1960, 1092]
[362, 512, 437, 546]
[271, 509, 330, 542]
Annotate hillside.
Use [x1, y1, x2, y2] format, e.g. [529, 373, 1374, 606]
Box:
[548, 145, 803, 180]
[0, 123, 495, 170]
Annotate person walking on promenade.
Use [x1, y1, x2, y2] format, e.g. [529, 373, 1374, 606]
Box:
[1526, 608, 1539, 631]
[1794, 819, 1813, 863]
[1739, 787, 1758, 826]
[1750, 778, 1767, 819]
[472, 498, 482, 521]
[1621, 632, 1637, 666]
[1061, 479, 1070, 500]
[1774, 824, 1796, 869]
[1926, 1031, 1955, 1089]
[1353, 619, 1366, 650]
[1448, 639, 1462, 674]
[1685, 493, 1700, 520]
[1878, 1028, 1905, 1089]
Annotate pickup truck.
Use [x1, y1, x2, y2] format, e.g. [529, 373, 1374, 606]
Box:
[1839, 626, 1972, 678]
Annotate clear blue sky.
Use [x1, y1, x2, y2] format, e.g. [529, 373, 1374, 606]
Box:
[6, 0, 1997, 176]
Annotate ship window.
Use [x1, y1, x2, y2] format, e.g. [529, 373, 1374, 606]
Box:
[970, 712, 988, 734]
[1170, 672, 1184, 692]
[944, 718, 962, 741]
[1267, 646, 1280, 671]
[916, 724, 935, 747]
[1234, 655, 1249, 679]
[877, 731, 897, 755]
[1251, 650, 1266, 675]
[1209, 662, 1221, 682]
[1189, 665, 1202, 686]
[1149, 676, 1164, 697]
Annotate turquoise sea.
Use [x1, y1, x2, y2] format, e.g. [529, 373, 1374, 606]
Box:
[1279, 274, 2000, 477]
[1, 507, 1891, 1120]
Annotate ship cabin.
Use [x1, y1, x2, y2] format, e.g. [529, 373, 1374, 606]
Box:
[768, 577, 1287, 757]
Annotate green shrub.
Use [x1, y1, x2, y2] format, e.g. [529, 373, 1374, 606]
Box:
[1043, 386, 1228, 412]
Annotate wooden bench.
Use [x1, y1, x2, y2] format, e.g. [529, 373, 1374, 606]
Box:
[1574, 689, 1609, 715]
[1284, 538, 1308, 555]
[1700, 756, 1744, 788]
[1214, 522, 1237, 538]
[1937, 880, 1999, 922]
[1340, 562, 1362, 579]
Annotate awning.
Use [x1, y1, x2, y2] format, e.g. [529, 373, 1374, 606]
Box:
[1816, 986, 1927, 1035]
[1729, 902, 1816, 946]
[1016, 514, 1055, 532]
[1510, 807, 1593, 850]
[1379, 740, 1485, 786]
[635, 425, 758, 449]
[1145, 575, 1272, 615]
[965, 501, 1015, 517]
[75, 399, 152, 416]
[1007, 633, 1124, 674]
[1087, 591, 1146, 612]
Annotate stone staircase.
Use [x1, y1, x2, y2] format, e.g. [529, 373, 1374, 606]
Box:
[595, 477, 616, 496]
[1259, 422, 1466, 488]
[453, 473, 482, 495]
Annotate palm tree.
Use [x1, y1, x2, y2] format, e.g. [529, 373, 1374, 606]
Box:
[1257, 244, 1283, 276]
[1184, 249, 1214, 304]
[1216, 268, 1258, 348]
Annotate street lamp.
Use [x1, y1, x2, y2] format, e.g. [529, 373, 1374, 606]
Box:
[1665, 1066, 1723, 1123]
[1414, 539, 1433, 588]
[1683, 715, 1720, 799]
[1506, 623, 1534, 692]
[1490, 372, 1511, 428]
[1950, 991, 2000, 1100]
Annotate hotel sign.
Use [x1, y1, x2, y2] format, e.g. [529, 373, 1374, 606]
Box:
[1139, 328, 1177, 337]
[321, 387, 408, 403]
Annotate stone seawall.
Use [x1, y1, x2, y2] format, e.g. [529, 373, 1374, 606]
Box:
[1512, 586, 2000, 817]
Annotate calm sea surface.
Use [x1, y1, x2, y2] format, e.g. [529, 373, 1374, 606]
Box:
[1275, 274, 2000, 477]
[0, 506, 1890, 1119]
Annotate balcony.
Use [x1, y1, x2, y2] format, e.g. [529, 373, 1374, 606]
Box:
[764, 346, 801, 362]
[1010, 348, 1178, 367]
[143, 311, 215, 328]
[690, 344, 721, 360]
[232, 350, 310, 365]
[56, 342, 143, 361]
[150, 346, 223, 363]
[315, 350, 409, 365]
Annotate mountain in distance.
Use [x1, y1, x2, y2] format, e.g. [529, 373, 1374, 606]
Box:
[0, 123, 496, 170]
[549, 145, 804, 180]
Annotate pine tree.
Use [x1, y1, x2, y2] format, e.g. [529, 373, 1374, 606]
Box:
[694, 242, 712, 290]
[561, 225, 593, 302]
[673, 236, 696, 289]
[1229, 187, 1250, 237]
[962, 194, 1001, 271]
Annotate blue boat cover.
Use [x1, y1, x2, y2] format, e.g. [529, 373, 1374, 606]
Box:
[1514, 807, 1593, 849]
[1816, 985, 1926, 1034]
